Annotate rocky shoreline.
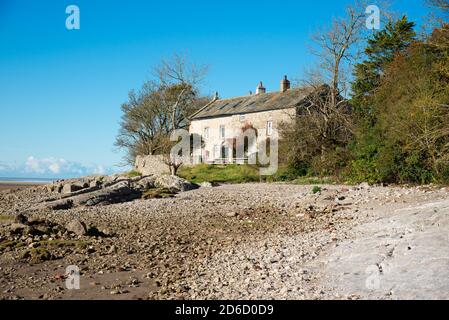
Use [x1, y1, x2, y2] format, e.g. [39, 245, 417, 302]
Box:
[0, 176, 448, 300]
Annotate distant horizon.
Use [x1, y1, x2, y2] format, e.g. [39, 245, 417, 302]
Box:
[0, 174, 121, 182]
[0, 177, 56, 183]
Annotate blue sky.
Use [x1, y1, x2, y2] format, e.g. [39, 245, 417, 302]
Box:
[0, 0, 432, 178]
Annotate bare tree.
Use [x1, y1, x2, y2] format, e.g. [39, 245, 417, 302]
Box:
[281, 1, 371, 174]
[425, 0, 449, 30]
[307, 2, 367, 143]
[427, 0, 449, 11]
[154, 53, 208, 130]
[281, 85, 353, 175]
[115, 53, 208, 171]
[310, 0, 369, 101]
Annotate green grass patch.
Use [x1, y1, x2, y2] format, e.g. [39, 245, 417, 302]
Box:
[312, 186, 322, 194]
[0, 240, 25, 251]
[0, 214, 13, 221]
[38, 240, 90, 248]
[142, 188, 176, 199]
[178, 164, 261, 184]
[178, 164, 339, 185]
[20, 247, 52, 263]
[124, 170, 142, 178]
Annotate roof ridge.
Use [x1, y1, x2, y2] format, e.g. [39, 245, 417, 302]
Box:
[188, 95, 219, 120]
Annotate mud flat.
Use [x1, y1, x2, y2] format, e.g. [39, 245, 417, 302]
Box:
[0, 181, 448, 300]
[0, 181, 44, 191]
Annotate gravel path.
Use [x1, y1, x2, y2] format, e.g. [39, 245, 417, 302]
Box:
[0, 183, 448, 300]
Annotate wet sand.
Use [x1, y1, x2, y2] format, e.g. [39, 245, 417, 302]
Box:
[0, 182, 44, 191]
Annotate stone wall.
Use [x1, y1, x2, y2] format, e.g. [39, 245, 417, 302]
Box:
[135, 155, 170, 176]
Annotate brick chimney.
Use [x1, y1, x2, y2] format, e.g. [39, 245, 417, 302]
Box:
[256, 81, 266, 94]
[280, 75, 290, 92]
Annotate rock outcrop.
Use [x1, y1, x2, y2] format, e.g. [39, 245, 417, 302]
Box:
[66, 219, 87, 236]
[135, 155, 170, 175]
[153, 174, 198, 192]
[40, 174, 198, 210]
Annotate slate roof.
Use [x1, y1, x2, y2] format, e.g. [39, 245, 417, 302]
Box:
[189, 88, 311, 120]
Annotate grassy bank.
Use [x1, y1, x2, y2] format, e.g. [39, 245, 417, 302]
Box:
[178, 164, 337, 185]
[178, 164, 261, 184]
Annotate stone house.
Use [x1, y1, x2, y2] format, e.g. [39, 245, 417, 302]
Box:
[188, 76, 313, 164]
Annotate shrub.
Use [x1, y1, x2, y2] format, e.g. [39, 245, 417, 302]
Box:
[125, 170, 141, 178]
[312, 186, 322, 194]
[310, 147, 350, 177]
[265, 165, 307, 182]
[347, 158, 383, 184]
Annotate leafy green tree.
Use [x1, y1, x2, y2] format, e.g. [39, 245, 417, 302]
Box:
[349, 25, 449, 183]
[351, 16, 416, 121]
[348, 17, 416, 183]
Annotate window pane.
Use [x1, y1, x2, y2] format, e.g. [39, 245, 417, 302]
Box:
[267, 121, 273, 135]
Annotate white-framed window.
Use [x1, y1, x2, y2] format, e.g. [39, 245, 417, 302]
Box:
[221, 145, 227, 159]
[219, 125, 225, 139]
[204, 127, 209, 139]
[267, 121, 273, 136]
[239, 114, 246, 122]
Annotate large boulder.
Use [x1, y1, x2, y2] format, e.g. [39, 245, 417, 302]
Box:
[89, 179, 102, 188]
[66, 219, 87, 236]
[133, 176, 156, 191]
[199, 181, 215, 188]
[9, 223, 31, 235]
[135, 155, 170, 176]
[62, 183, 85, 194]
[153, 174, 198, 192]
[83, 181, 140, 206]
[40, 180, 140, 210]
[37, 173, 197, 211]
[14, 213, 28, 224]
[47, 177, 104, 194]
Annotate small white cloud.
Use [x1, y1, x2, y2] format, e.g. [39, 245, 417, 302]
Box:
[94, 165, 106, 175]
[25, 156, 45, 174]
[49, 163, 61, 174]
[21, 156, 117, 178]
